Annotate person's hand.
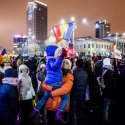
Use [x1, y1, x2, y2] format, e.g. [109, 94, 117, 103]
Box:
[42, 81, 52, 91]
[60, 48, 67, 58]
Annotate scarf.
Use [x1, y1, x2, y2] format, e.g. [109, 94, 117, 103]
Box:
[62, 68, 72, 76]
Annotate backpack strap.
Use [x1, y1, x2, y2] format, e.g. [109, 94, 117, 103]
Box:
[102, 69, 108, 77]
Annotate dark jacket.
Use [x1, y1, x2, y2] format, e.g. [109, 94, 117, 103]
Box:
[0, 81, 20, 125]
[103, 68, 114, 98]
[0, 71, 4, 84]
[71, 67, 88, 101]
[94, 60, 103, 77]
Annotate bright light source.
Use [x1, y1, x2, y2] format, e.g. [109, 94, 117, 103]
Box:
[82, 18, 87, 24]
[60, 19, 66, 25]
[32, 35, 36, 39]
[70, 16, 75, 22]
[123, 32, 125, 37]
[108, 34, 111, 36]
[95, 23, 99, 28]
[50, 30, 53, 34]
[116, 33, 118, 35]
[14, 34, 21, 38]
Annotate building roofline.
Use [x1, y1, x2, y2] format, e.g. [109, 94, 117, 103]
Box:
[34, 0, 47, 6]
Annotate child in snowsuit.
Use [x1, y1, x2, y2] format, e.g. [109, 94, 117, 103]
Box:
[31, 45, 67, 123]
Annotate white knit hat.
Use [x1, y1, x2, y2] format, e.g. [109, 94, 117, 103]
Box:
[40, 64, 46, 69]
[62, 59, 72, 69]
[103, 58, 112, 69]
[19, 64, 29, 74]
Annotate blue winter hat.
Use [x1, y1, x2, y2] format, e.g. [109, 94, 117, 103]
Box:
[4, 68, 18, 78]
[46, 45, 58, 56]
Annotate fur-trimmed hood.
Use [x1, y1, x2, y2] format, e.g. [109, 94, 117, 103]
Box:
[2, 77, 19, 86]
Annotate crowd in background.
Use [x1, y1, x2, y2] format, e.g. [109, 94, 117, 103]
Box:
[0, 52, 125, 125]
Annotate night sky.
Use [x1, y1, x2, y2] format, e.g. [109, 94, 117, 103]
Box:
[0, 0, 125, 50]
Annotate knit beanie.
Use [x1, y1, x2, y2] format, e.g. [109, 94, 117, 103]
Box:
[103, 58, 112, 69]
[63, 59, 72, 69]
[4, 68, 18, 78]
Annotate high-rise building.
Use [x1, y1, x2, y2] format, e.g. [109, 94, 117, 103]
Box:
[95, 20, 110, 38]
[27, 0, 47, 55]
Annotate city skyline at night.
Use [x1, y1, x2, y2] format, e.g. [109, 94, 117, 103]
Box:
[0, 0, 125, 50]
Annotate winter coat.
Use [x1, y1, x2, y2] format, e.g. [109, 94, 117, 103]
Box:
[0, 71, 4, 84]
[18, 73, 35, 100]
[0, 78, 20, 125]
[94, 60, 103, 77]
[71, 67, 88, 101]
[45, 56, 63, 85]
[42, 73, 74, 111]
[102, 68, 114, 98]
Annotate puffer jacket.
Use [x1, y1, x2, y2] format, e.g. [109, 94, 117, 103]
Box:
[18, 73, 35, 100]
[42, 73, 74, 111]
[45, 56, 63, 85]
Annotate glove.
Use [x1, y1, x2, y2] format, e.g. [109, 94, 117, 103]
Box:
[60, 48, 67, 58]
[32, 100, 37, 107]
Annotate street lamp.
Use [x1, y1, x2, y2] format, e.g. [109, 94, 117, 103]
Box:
[82, 18, 88, 24]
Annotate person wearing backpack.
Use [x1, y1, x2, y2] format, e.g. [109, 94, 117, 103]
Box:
[102, 58, 113, 124]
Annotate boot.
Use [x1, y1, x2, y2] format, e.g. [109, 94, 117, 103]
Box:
[30, 108, 39, 120]
[56, 109, 66, 124]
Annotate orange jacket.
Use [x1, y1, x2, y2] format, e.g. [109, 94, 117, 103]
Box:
[42, 73, 74, 111]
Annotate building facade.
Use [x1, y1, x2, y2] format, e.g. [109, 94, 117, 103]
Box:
[27, 0, 47, 55]
[74, 37, 113, 56]
[104, 35, 125, 54]
[95, 20, 110, 38]
[13, 35, 28, 55]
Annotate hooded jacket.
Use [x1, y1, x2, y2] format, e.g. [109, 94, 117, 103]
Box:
[0, 77, 20, 125]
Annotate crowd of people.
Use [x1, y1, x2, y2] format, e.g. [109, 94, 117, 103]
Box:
[0, 45, 125, 125]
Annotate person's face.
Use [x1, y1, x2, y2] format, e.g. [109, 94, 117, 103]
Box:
[62, 60, 70, 69]
[21, 68, 27, 74]
[4, 62, 10, 66]
[41, 66, 46, 72]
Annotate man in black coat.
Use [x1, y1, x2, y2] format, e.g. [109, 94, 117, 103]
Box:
[69, 59, 88, 125]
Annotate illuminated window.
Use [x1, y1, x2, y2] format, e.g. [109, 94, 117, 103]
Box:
[88, 44, 90, 48]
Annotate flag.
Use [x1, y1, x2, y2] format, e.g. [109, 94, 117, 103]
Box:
[1, 49, 7, 55]
[112, 45, 116, 50]
[112, 44, 119, 50]
[53, 22, 74, 43]
[0, 54, 2, 60]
